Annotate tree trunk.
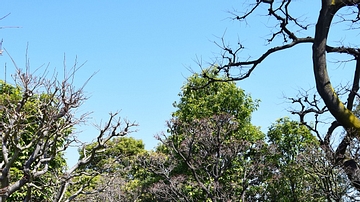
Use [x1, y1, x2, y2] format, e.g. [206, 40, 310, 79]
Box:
[312, 0, 360, 191]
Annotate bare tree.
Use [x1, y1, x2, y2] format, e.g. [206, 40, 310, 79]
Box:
[141, 114, 267, 202]
[202, 0, 360, 192]
[296, 143, 360, 201]
[0, 60, 137, 201]
[53, 113, 136, 202]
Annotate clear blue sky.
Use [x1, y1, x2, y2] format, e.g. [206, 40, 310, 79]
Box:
[0, 1, 356, 167]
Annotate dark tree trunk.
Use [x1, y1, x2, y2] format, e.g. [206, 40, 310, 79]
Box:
[312, 0, 360, 191]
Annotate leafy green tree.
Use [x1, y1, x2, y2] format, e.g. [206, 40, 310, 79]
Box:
[79, 136, 145, 173]
[138, 68, 266, 201]
[172, 67, 260, 142]
[264, 118, 324, 201]
[72, 137, 146, 201]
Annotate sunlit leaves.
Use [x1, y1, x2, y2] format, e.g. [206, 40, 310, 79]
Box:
[267, 117, 317, 164]
[172, 67, 262, 143]
[264, 117, 325, 201]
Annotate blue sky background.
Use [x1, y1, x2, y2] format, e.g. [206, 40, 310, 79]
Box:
[0, 1, 357, 167]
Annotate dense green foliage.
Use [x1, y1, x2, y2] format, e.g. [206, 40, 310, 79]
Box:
[173, 68, 260, 137]
[79, 136, 145, 173]
[74, 137, 147, 201]
[264, 118, 323, 201]
[102, 69, 355, 201]
[130, 68, 265, 201]
[2, 69, 356, 201]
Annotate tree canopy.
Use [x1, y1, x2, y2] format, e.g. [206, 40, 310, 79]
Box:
[139, 69, 266, 201]
[4, 0, 360, 201]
